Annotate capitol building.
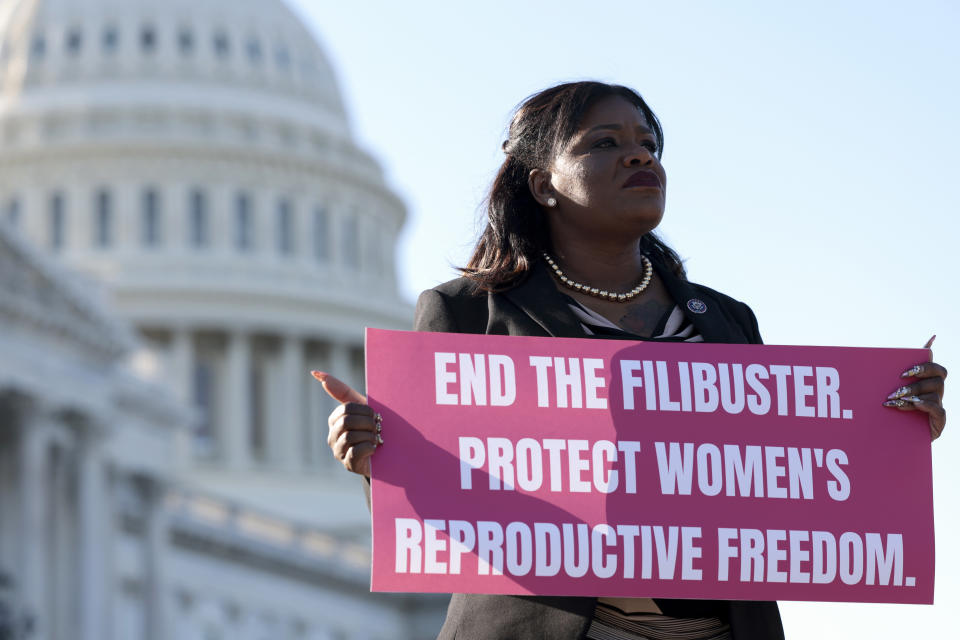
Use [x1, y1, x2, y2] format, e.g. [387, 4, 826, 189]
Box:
[0, 0, 445, 638]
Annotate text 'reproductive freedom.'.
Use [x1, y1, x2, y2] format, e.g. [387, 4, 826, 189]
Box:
[366, 330, 934, 602]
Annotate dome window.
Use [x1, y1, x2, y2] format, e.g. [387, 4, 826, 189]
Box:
[213, 31, 230, 59]
[141, 25, 157, 53]
[48, 192, 65, 250]
[141, 189, 162, 247]
[65, 29, 83, 55]
[178, 29, 194, 55]
[5, 197, 20, 228]
[312, 206, 329, 262]
[342, 215, 359, 270]
[31, 34, 46, 59]
[277, 199, 293, 255]
[102, 26, 119, 53]
[367, 231, 383, 275]
[94, 189, 112, 248]
[189, 189, 209, 247]
[250, 365, 267, 461]
[235, 193, 253, 251]
[274, 46, 290, 70]
[246, 39, 262, 64]
[192, 360, 216, 453]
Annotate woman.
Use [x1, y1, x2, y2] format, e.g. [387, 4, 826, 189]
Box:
[316, 81, 947, 640]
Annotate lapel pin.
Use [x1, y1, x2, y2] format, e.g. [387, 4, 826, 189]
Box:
[686, 298, 707, 314]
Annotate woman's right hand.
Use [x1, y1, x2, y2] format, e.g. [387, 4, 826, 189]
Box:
[312, 371, 381, 478]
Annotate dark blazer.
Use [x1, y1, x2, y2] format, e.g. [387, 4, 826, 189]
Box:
[412, 260, 785, 640]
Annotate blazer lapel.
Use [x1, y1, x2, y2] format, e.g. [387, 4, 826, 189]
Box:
[651, 260, 738, 343]
[503, 263, 587, 339]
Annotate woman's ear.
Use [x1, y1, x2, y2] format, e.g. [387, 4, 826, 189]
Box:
[528, 169, 557, 208]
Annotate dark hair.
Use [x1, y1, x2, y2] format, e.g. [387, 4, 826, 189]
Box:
[461, 81, 685, 291]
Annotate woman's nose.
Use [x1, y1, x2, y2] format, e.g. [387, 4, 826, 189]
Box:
[623, 145, 655, 166]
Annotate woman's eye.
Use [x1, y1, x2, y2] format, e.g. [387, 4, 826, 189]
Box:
[593, 137, 617, 148]
[642, 140, 659, 152]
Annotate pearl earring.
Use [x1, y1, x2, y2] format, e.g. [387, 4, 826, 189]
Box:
[546, 197, 557, 208]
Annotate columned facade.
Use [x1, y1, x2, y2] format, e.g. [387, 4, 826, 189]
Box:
[5, 400, 118, 640]
[141, 326, 364, 475]
[0, 0, 444, 637]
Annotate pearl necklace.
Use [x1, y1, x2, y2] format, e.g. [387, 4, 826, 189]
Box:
[543, 251, 653, 302]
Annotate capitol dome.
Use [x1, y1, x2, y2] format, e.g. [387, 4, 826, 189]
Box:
[0, 0, 412, 524]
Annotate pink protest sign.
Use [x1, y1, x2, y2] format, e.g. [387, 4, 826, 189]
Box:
[364, 328, 934, 604]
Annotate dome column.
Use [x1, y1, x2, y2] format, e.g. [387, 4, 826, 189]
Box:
[168, 327, 195, 405]
[277, 334, 304, 473]
[61, 186, 84, 253]
[169, 327, 195, 462]
[114, 183, 137, 252]
[168, 184, 189, 253]
[225, 329, 252, 470]
[18, 411, 56, 640]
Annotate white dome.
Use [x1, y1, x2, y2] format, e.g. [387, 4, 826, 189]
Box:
[0, 0, 409, 337]
[0, 0, 349, 131]
[0, 0, 411, 488]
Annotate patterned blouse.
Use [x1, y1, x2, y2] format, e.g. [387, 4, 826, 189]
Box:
[567, 299, 729, 640]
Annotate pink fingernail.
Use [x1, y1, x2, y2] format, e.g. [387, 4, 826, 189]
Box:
[310, 370, 328, 382]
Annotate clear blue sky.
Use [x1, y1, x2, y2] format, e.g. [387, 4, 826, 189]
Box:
[289, 1, 958, 636]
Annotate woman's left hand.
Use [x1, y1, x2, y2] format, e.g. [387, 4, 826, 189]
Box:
[884, 336, 947, 441]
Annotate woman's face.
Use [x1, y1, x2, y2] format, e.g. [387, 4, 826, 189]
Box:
[543, 95, 666, 243]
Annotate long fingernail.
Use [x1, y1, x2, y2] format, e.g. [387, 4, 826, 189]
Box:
[887, 386, 911, 400]
[923, 335, 936, 349]
[310, 370, 328, 382]
[901, 365, 923, 378]
[883, 399, 906, 408]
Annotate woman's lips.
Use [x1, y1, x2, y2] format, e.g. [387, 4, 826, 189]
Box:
[622, 170, 662, 189]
